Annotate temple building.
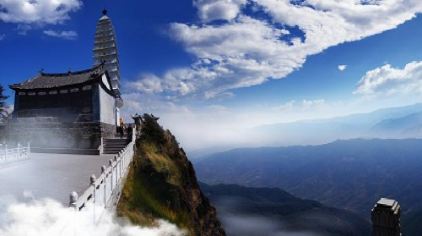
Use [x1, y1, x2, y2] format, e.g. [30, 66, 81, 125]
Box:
[7, 10, 123, 154]
[371, 198, 401, 236]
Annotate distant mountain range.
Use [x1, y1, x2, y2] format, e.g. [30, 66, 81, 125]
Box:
[371, 111, 422, 135]
[194, 138, 422, 235]
[246, 103, 422, 147]
[200, 183, 370, 236]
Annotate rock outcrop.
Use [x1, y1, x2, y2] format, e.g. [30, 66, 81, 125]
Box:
[117, 114, 226, 236]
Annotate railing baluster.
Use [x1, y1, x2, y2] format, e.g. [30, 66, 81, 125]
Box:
[0, 144, 31, 163]
[69, 192, 79, 209]
[109, 159, 113, 195]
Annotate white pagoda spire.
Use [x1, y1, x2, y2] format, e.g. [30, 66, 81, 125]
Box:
[94, 9, 120, 91]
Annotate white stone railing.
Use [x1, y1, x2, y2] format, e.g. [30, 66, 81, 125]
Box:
[0, 143, 31, 164]
[69, 128, 136, 215]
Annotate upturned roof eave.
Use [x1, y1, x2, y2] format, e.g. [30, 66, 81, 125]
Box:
[9, 64, 106, 91]
[9, 76, 102, 91]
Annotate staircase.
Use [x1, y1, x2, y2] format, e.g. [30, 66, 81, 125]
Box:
[103, 138, 130, 154]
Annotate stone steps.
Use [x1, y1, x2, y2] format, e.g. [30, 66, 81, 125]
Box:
[103, 138, 129, 154]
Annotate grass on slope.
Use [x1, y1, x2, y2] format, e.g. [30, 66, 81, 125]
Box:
[117, 115, 198, 234]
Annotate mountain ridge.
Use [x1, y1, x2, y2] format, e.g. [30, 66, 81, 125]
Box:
[244, 103, 422, 148]
[200, 183, 371, 236]
[194, 138, 422, 222]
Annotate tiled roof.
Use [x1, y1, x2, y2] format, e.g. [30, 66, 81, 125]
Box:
[10, 64, 105, 90]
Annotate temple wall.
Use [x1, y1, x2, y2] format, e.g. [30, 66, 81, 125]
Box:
[8, 81, 118, 154]
[14, 88, 94, 123]
[98, 84, 116, 125]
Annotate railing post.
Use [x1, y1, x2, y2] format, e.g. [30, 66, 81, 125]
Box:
[109, 159, 113, 192]
[114, 155, 119, 180]
[101, 165, 107, 206]
[90, 174, 96, 203]
[120, 150, 124, 168]
[99, 137, 104, 155]
[17, 143, 21, 159]
[90, 174, 97, 222]
[69, 191, 79, 210]
[119, 154, 122, 179]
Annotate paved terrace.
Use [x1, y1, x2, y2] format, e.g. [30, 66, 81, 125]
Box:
[0, 153, 113, 205]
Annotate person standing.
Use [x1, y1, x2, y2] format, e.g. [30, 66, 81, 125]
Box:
[119, 117, 125, 138]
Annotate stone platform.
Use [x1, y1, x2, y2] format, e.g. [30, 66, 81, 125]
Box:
[0, 152, 114, 205]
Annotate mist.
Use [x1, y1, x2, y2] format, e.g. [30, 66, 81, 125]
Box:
[124, 87, 422, 153]
[152, 102, 422, 155]
[0, 196, 184, 236]
[219, 214, 322, 236]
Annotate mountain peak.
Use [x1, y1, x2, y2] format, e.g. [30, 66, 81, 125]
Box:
[117, 114, 226, 236]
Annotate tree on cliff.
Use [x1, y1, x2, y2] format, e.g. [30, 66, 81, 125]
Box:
[0, 84, 9, 124]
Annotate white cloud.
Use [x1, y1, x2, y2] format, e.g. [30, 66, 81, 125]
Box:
[121, 93, 364, 150]
[16, 24, 32, 35]
[194, 0, 247, 22]
[129, 74, 164, 94]
[0, 0, 82, 24]
[123, 1, 422, 150]
[0, 198, 185, 236]
[302, 99, 326, 108]
[338, 64, 347, 71]
[355, 61, 422, 96]
[43, 30, 77, 40]
[130, 0, 422, 100]
[274, 99, 326, 112]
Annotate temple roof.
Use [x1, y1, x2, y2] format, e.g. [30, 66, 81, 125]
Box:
[99, 14, 110, 21]
[10, 64, 105, 90]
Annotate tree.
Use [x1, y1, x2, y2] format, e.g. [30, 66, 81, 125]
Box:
[0, 84, 9, 124]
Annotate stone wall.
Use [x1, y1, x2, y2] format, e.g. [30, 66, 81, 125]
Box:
[6, 121, 116, 154]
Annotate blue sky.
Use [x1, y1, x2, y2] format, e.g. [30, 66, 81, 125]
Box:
[1, 0, 422, 149]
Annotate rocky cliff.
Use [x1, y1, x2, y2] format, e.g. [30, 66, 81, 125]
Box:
[117, 114, 226, 236]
